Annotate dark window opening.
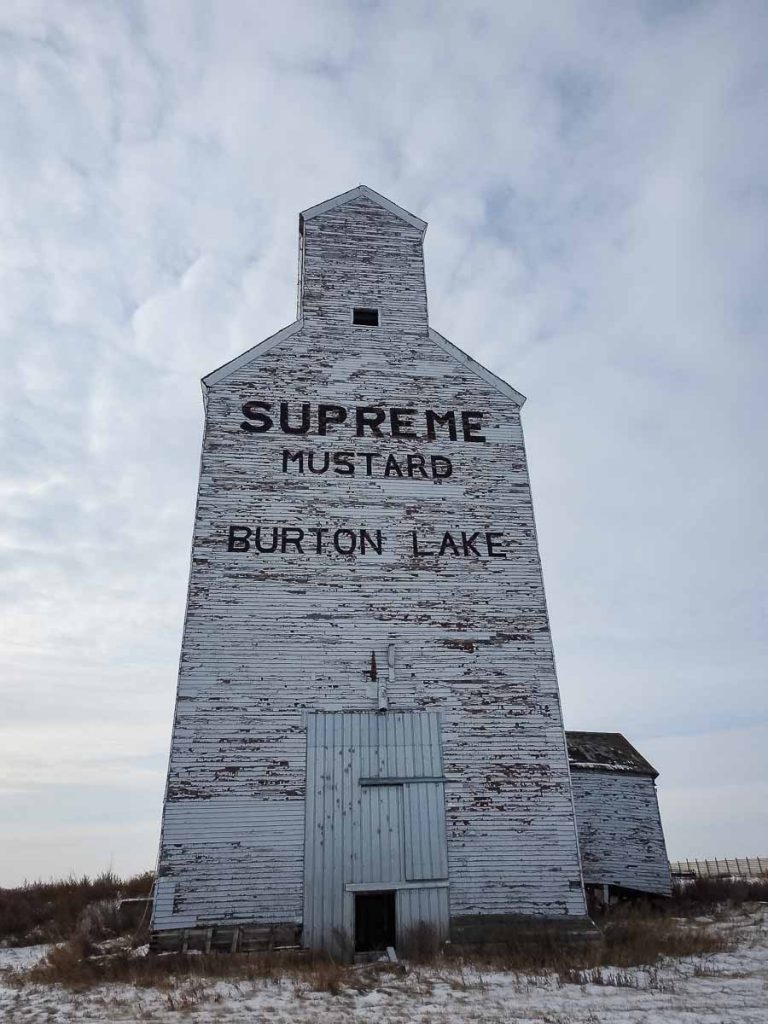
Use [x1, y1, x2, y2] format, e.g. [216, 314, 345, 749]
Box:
[354, 891, 396, 952]
[353, 307, 379, 327]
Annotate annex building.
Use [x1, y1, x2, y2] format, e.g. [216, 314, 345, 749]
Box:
[151, 186, 669, 955]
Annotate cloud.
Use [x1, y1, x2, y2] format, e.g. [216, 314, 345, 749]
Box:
[1, 0, 766, 884]
[644, 724, 768, 858]
[0, 722, 168, 793]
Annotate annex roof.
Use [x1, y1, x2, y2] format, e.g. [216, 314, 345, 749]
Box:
[565, 732, 659, 778]
[300, 184, 428, 236]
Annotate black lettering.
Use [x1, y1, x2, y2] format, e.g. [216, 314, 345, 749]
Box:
[390, 407, 417, 439]
[486, 532, 507, 558]
[281, 527, 304, 552]
[280, 402, 311, 435]
[411, 530, 434, 556]
[241, 401, 273, 433]
[363, 453, 377, 476]
[308, 451, 330, 474]
[356, 406, 386, 437]
[461, 531, 481, 556]
[360, 529, 383, 554]
[310, 528, 327, 553]
[431, 455, 453, 479]
[438, 531, 460, 556]
[318, 404, 348, 435]
[333, 452, 355, 475]
[282, 450, 305, 473]
[228, 525, 251, 552]
[384, 454, 404, 477]
[334, 529, 357, 555]
[407, 453, 428, 478]
[425, 409, 457, 441]
[254, 527, 278, 553]
[461, 411, 486, 442]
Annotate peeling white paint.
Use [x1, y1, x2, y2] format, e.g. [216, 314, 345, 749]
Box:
[152, 188, 587, 943]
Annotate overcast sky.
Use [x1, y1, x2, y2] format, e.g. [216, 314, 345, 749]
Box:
[1, 0, 767, 886]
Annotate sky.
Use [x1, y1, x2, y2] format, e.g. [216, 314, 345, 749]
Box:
[1, 0, 767, 886]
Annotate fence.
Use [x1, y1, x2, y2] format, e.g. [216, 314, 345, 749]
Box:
[670, 857, 767, 879]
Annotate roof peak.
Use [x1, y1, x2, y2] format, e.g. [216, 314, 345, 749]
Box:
[300, 184, 427, 235]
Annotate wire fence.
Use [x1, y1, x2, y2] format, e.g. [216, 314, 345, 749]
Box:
[670, 856, 767, 878]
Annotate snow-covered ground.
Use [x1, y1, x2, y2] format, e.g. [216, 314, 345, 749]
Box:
[1, 909, 766, 1023]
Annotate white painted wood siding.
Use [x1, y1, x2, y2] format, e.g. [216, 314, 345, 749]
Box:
[571, 769, 672, 896]
[153, 191, 586, 935]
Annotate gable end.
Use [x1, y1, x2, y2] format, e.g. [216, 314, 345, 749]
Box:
[428, 328, 526, 407]
[300, 184, 427, 235]
[201, 320, 302, 395]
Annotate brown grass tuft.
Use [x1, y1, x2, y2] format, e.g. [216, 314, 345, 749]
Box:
[400, 922, 441, 963]
[600, 906, 731, 965]
[668, 875, 768, 911]
[0, 871, 154, 947]
[9, 876, 762, 993]
[447, 902, 734, 974]
[21, 938, 352, 994]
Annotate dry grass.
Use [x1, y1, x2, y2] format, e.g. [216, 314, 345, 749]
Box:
[668, 875, 768, 911]
[22, 905, 734, 993]
[0, 871, 154, 947]
[22, 938, 352, 994]
[8, 876, 764, 994]
[400, 922, 442, 962]
[599, 905, 732, 965]
[445, 902, 734, 974]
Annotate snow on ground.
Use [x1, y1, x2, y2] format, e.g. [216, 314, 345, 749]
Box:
[1, 909, 766, 1024]
[0, 946, 51, 972]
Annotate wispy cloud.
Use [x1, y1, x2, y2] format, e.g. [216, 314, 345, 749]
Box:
[1, 0, 766, 882]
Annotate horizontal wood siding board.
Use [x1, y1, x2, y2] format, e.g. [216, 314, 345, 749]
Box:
[571, 770, 672, 896]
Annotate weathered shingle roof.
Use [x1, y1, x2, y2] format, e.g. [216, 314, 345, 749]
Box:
[566, 731, 658, 778]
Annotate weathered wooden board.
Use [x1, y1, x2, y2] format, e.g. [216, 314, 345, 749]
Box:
[153, 187, 586, 938]
[571, 770, 672, 896]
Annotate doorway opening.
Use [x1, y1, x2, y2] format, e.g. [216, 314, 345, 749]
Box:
[354, 891, 396, 952]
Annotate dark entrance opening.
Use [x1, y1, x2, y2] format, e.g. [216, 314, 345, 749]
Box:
[354, 891, 396, 952]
